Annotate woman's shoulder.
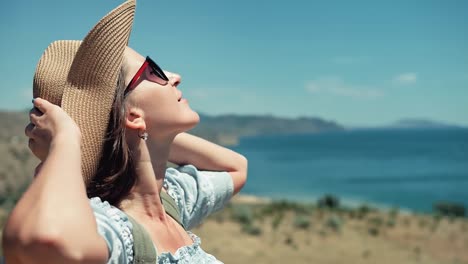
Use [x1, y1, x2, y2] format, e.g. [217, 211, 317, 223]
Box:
[90, 197, 134, 263]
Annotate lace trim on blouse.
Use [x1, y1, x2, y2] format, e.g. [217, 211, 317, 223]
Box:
[156, 232, 196, 263]
[90, 197, 134, 264]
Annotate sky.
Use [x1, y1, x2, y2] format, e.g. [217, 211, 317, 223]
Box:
[0, 0, 467, 127]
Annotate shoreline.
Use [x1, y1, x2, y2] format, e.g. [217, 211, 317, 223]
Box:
[233, 193, 465, 216]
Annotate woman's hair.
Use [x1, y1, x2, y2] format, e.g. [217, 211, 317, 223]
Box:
[86, 65, 136, 206]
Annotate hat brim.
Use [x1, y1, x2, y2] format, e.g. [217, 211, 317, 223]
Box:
[33, 0, 136, 185]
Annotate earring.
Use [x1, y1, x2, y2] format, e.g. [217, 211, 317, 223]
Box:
[138, 130, 148, 141]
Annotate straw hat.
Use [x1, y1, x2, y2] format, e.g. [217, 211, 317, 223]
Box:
[33, 0, 136, 186]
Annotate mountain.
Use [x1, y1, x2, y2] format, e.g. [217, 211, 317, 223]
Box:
[189, 113, 344, 145]
[390, 118, 464, 129]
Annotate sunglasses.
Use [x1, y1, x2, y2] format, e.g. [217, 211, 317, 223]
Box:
[125, 56, 169, 93]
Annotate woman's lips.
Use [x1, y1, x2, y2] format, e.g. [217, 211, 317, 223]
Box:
[177, 91, 183, 102]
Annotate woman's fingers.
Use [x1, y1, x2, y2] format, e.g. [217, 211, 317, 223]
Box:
[32, 97, 52, 114]
[25, 122, 36, 139]
[29, 107, 43, 125]
[28, 137, 35, 150]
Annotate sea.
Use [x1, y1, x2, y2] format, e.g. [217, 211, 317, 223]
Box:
[232, 128, 468, 213]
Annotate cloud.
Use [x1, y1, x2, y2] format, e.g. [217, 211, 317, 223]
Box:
[306, 76, 383, 99]
[393, 72, 417, 85]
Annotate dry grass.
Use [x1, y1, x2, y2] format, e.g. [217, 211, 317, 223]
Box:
[194, 201, 468, 264]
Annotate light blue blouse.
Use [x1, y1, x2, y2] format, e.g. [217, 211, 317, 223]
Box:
[90, 165, 234, 264]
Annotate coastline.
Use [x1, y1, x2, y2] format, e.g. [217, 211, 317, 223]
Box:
[232, 193, 465, 217]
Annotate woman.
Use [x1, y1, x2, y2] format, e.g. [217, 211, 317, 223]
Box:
[1, 0, 247, 263]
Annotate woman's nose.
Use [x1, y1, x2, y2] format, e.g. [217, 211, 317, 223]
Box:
[166, 71, 181, 87]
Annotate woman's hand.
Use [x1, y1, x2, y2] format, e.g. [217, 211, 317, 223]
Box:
[25, 98, 81, 161]
[3, 97, 108, 263]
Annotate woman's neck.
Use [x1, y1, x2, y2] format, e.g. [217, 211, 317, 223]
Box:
[119, 136, 173, 221]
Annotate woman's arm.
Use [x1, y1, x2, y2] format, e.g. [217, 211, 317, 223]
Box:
[2, 98, 108, 264]
[169, 132, 248, 195]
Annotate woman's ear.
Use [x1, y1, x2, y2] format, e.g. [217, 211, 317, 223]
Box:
[126, 107, 146, 131]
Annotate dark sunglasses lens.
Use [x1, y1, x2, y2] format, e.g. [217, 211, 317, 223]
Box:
[147, 57, 169, 81]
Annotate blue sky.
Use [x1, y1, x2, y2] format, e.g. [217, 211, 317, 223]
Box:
[1, 0, 467, 127]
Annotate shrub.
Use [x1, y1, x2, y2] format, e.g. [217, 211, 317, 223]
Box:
[368, 216, 384, 227]
[260, 200, 310, 216]
[231, 205, 254, 225]
[433, 201, 466, 217]
[318, 229, 327, 237]
[293, 214, 311, 230]
[388, 207, 399, 218]
[418, 218, 428, 228]
[356, 204, 374, 219]
[386, 218, 396, 227]
[284, 235, 293, 245]
[271, 213, 284, 230]
[317, 194, 340, 209]
[241, 223, 262, 236]
[432, 213, 442, 222]
[368, 227, 379, 236]
[325, 214, 343, 232]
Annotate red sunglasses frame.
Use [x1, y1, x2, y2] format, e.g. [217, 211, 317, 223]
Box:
[125, 56, 169, 93]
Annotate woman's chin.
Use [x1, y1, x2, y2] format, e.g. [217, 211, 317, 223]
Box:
[184, 112, 200, 131]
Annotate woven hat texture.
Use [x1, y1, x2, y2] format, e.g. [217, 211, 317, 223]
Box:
[33, 0, 136, 186]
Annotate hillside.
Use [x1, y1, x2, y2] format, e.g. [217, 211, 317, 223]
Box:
[391, 118, 464, 129]
[190, 113, 344, 145]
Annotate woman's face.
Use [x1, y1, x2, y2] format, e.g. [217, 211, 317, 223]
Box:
[123, 47, 199, 138]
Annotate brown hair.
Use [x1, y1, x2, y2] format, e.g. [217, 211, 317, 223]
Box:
[86, 67, 136, 206]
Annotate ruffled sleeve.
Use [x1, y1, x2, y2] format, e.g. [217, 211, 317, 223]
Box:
[90, 197, 134, 264]
[163, 165, 234, 230]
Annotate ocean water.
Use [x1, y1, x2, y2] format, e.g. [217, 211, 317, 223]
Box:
[232, 128, 468, 212]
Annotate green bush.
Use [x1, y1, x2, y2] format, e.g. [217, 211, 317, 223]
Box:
[368, 227, 379, 236]
[231, 205, 254, 225]
[271, 212, 284, 230]
[284, 235, 293, 245]
[388, 207, 399, 218]
[386, 218, 396, 227]
[418, 218, 428, 228]
[433, 201, 466, 218]
[317, 194, 340, 209]
[293, 214, 311, 230]
[241, 223, 262, 236]
[260, 200, 309, 216]
[355, 204, 376, 219]
[368, 216, 384, 227]
[325, 214, 343, 232]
